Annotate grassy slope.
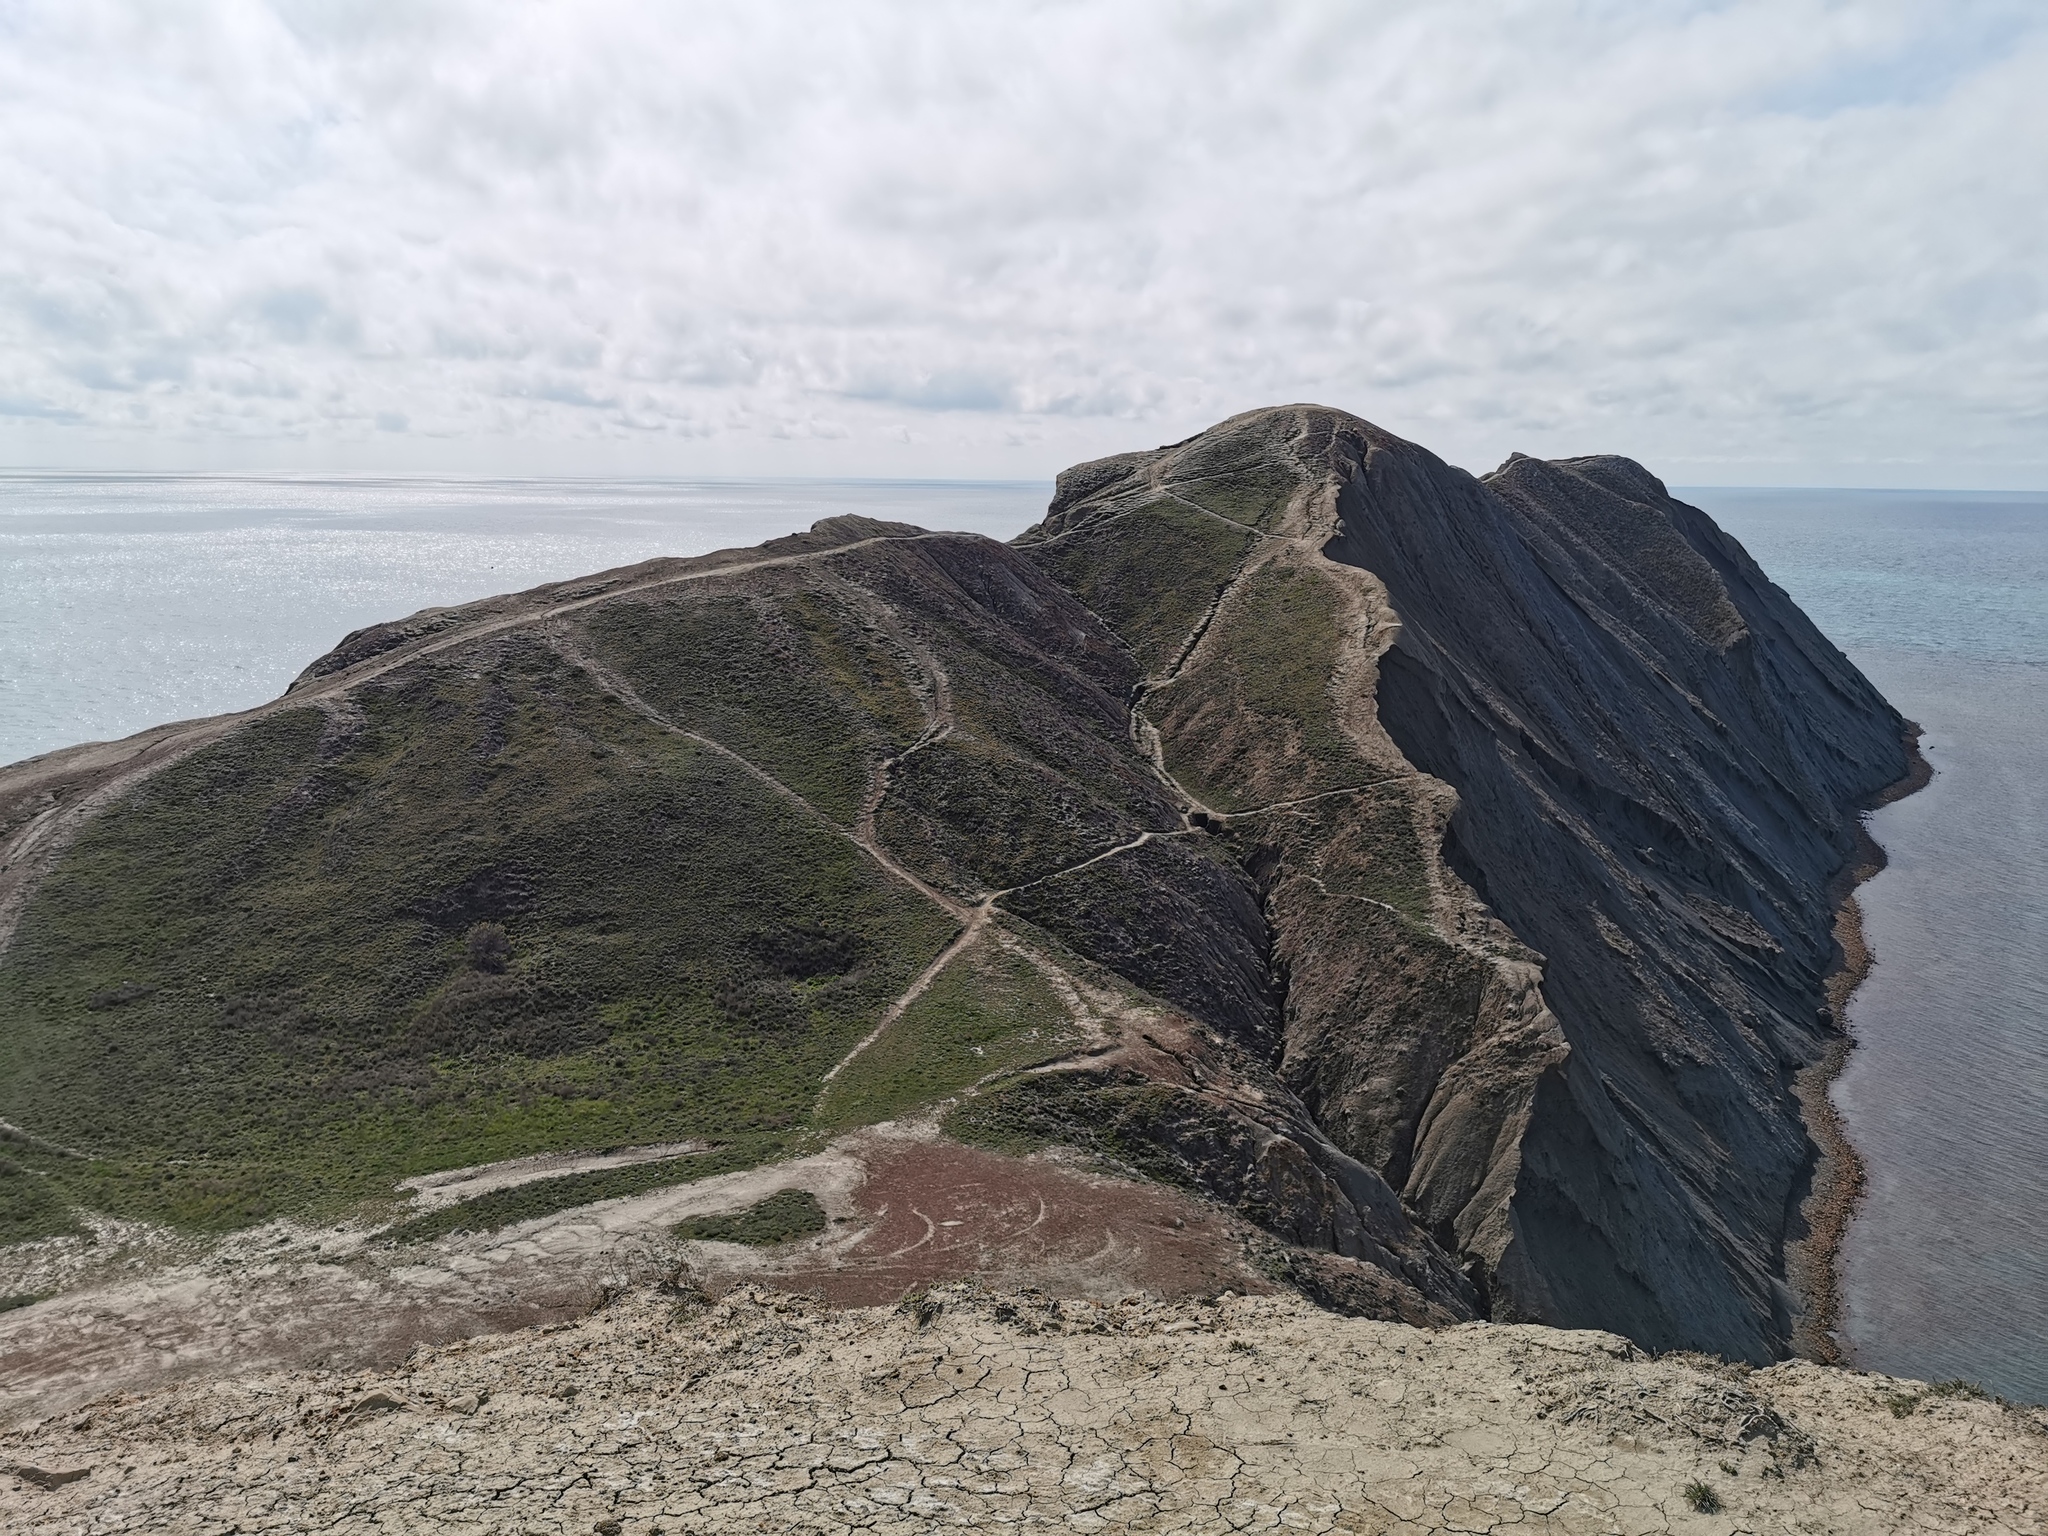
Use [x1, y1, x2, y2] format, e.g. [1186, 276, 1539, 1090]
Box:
[1154, 561, 1376, 813]
[815, 929, 1074, 1132]
[1023, 500, 1256, 675]
[0, 631, 952, 1232]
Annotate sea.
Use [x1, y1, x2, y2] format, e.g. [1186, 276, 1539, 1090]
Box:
[1695, 487, 2048, 1405]
[2, 473, 2044, 1402]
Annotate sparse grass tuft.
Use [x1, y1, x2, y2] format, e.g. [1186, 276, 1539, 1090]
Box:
[1681, 1480, 1721, 1513]
[1929, 1378, 1990, 1400]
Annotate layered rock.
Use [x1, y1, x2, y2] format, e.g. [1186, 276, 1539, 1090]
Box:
[1023, 406, 1908, 1360]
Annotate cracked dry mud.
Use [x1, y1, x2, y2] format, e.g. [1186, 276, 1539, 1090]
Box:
[6, 1288, 2042, 1534]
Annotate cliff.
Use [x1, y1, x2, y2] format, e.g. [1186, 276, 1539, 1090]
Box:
[0, 405, 1906, 1370]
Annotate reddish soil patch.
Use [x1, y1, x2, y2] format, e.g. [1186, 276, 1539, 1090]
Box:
[761, 1140, 1271, 1305]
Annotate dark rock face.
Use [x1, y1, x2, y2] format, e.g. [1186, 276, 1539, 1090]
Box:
[1022, 405, 1908, 1362]
[1324, 428, 1908, 1359]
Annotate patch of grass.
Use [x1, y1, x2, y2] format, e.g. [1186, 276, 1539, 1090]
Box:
[1224, 783, 1434, 925]
[1022, 499, 1257, 674]
[387, 1139, 783, 1245]
[1886, 1392, 1920, 1418]
[0, 1154, 85, 1245]
[815, 932, 1075, 1132]
[1929, 1378, 1990, 1400]
[0, 639, 954, 1238]
[1167, 463, 1300, 530]
[875, 737, 1144, 895]
[582, 589, 925, 826]
[1154, 560, 1373, 813]
[673, 1187, 826, 1247]
[944, 1071, 1196, 1188]
[1681, 1481, 1721, 1514]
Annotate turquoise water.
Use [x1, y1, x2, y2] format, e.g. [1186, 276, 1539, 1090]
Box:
[1692, 488, 2048, 1404]
[3, 474, 2044, 1399]
[0, 475, 1047, 768]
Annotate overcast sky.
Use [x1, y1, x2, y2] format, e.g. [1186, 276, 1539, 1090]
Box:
[1, 0, 2042, 485]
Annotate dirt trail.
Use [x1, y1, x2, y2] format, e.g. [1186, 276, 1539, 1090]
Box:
[0, 1127, 1272, 1423]
[819, 901, 992, 1088]
[0, 529, 954, 958]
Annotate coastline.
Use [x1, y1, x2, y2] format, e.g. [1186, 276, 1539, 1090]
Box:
[1786, 728, 1933, 1364]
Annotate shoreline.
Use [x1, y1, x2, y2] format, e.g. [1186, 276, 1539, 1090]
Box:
[1786, 728, 1933, 1364]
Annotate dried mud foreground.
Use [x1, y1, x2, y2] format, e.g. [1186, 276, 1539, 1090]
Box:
[5, 1288, 2042, 1536]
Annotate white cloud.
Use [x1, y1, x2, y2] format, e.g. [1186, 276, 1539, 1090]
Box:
[0, 0, 2041, 483]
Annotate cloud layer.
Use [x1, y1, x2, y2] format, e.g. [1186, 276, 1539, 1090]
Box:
[2, 0, 2042, 483]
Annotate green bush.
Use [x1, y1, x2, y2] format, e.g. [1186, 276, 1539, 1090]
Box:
[673, 1187, 827, 1247]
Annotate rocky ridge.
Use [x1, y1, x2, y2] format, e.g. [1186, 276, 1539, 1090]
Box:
[0, 404, 1908, 1389]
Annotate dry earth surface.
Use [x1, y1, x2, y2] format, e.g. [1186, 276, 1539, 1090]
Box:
[0, 1126, 1284, 1424]
[4, 1286, 2042, 1535]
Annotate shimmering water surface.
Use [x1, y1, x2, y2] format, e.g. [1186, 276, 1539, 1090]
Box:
[0, 475, 1047, 767]
[1692, 487, 2048, 1404]
[2, 474, 2044, 1400]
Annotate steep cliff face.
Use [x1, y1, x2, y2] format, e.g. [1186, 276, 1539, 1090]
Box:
[1024, 406, 1908, 1361]
[1336, 432, 1906, 1358]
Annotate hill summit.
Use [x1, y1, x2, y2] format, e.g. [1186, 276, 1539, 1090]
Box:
[0, 406, 1909, 1384]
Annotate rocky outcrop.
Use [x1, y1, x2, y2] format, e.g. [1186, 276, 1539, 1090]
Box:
[8, 1286, 2041, 1534]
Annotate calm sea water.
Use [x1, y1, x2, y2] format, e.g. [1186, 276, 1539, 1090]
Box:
[3, 475, 2044, 1399]
[1692, 488, 2048, 1404]
[0, 476, 1047, 767]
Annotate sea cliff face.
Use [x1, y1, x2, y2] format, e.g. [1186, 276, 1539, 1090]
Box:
[1023, 407, 1909, 1361]
[0, 404, 1907, 1368]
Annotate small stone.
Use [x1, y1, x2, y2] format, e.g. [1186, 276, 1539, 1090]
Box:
[11, 1463, 91, 1490]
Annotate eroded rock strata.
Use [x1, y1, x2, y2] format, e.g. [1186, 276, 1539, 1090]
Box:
[0, 405, 1906, 1380]
[9, 1287, 2043, 1536]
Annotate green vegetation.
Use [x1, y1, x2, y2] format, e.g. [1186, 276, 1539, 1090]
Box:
[875, 737, 1143, 893]
[1155, 560, 1374, 813]
[1167, 463, 1299, 530]
[1023, 499, 1256, 674]
[1226, 782, 1433, 925]
[673, 1187, 827, 1247]
[944, 1071, 1196, 1188]
[1681, 1481, 1722, 1514]
[1930, 1378, 1992, 1401]
[0, 640, 953, 1237]
[386, 1139, 783, 1245]
[0, 1292, 48, 1314]
[582, 590, 926, 826]
[0, 1153, 83, 1245]
[815, 933, 1074, 1131]
[1001, 835, 1271, 1041]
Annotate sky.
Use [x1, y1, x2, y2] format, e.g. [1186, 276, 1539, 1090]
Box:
[0, 0, 2043, 487]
